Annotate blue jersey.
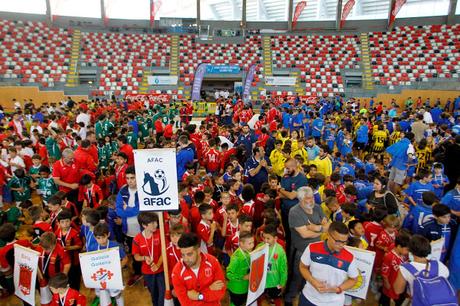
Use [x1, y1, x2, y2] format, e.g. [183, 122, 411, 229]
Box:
[340, 139, 352, 157]
[336, 130, 345, 152]
[80, 225, 98, 251]
[402, 203, 434, 234]
[404, 181, 434, 206]
[339, 163, 355, 178]
[449, 227, 460, 289]
[311, 118, 324, 137]
[441, 188, 460, 212]
[364, 162, 377, 175]
[282, 112, 291, 129]
[421, 219, 457, 262]
[431, 174, 449, 199]
[355, 180, 374, 200]
[356, 125, 368, 144]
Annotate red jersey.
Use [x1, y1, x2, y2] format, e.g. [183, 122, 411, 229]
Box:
[74, 147, 97, 173]
[364, 221, 384, 251]
[63, 200, 79, 218]
[81, 184, 103, 208]
[0, 239, 33, 270]
[50, 287, 86, 306]
[164, 216, 189, 238]
[171, 252, 226, 306]
[269, 120, 278, 132]
[119, 144, 134, 166]
[52, 160, 80, 193]
[115, 164, 128, 190]
[164, 124, 173, 139]
[214, 206, 227, 227]
[189, 205, 201, 232]
[132, 230, 164, 275]
[33, 221, 53, 237]
[55, 227, 82, 265]
[227, 231, 240, 254]
[166, 242, 181, 282]
[197, 220, 214, 254]
[37, 143, 49, 166]
[220, 148, 237, 170]
[36, 243, 71, 280]
[267, 108, 280, 123]
[88, 145, 98, 164]
[381, 249, 407, 300]
[203, 148, 221, 173]
[375, 229, 397, 272]
[240, 200, 255, 218]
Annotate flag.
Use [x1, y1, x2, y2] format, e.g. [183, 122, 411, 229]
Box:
[191, 63, 208, 101]
[292, 1, 307, 30]
[242, 64, 257, 103]
[14, 245, 40, 305]
[389, 0, 407, 28]
[340, 0, 355, 29]
[150, 0, 163, 28]
[246, 244, 269, 306]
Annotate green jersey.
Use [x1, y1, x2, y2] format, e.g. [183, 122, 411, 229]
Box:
[8, 176, 32, 202]
[226, 247, 251, 294]
[0, 207, 21, 226]
[257, 242, 288, 289]
[127, 132, 138, 149]
[139, 121, 151, 139]
[46, 137, 61, 160]
[29, 165, 41, 177]
[37, 177, 58, 201]
[98, 145, 109, 169]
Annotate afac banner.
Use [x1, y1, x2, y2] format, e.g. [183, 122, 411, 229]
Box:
[344, 246, 375, 299]
[246, 244, 269, 306]
[79, 247, 124, 290]
[134, 148, 179, 211]
[14, 244, 40, 305]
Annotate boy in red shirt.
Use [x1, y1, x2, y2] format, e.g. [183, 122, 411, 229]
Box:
[55, 209, 82, 290]
[197, 204, 217, 255]
[30, 206, 53, 241]
[114, 152, 128, 191]
[379, 234, 410, 306]
[203, 138, 221, 175]
[189, 190, 205, 232]
[80, 174, 103, 209]
[363, 207, 387, 252]
[132, 212, 164, 306]
[375, 215, 400, 274]
[166, 224, 184, 306]
[227, 214, 253, 255]
[203, 186, 219, 211]
[0, 223, 33, 295]
[36, 232, 71, 305]
[240, 184, 256, 218]
[49, 273, 86, 306]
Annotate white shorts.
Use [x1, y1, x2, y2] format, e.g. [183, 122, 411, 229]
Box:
[389, 167, 406, 185]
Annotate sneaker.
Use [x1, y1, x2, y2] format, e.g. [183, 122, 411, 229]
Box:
[127, 275, 143, 287]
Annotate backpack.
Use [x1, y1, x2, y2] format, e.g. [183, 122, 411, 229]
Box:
[403, 260, 458, 306]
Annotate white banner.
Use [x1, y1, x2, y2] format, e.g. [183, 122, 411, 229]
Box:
[147, 75, 178, 85]
[344, 246, 376, 299]
[79, 247, 124, 290]
[428, 238, 444, 261]
[246, 244, 269, 306]
[265, 76, 297, 86]
[14, 244, 40, 305]
[134, 148, 179, 211]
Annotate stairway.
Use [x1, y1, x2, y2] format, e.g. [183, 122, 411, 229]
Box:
[139, 71, 150, 94]
[360, 33, 374, 91]
[65, 29, 81, 88]
[170, 35, 180, 76]
[262, 36, 272, 77]
[291, 71, 304, 95]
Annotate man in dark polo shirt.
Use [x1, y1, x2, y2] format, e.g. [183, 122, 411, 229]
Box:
[285, 186, 328, 306]
[244, 146, 270, 193]
[279, 158, 308, 248]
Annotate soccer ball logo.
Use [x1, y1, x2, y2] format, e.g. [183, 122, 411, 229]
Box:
[142, 169, 169, 196]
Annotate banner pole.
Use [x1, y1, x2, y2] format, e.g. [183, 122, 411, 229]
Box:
[158, 212, 173, 301]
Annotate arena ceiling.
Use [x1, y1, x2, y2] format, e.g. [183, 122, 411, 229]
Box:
[0, 0, 458, 22]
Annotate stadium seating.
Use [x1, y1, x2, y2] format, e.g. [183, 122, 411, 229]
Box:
[270, 34, 361, 96]
[369, 24, 460, 88]
[0, 19, 71, 87]
[80, 31, 171, 95]
[178, 35, 263, 86]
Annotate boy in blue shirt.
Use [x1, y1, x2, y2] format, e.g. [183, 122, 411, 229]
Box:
[311, 116, 324, 141]
[441, 177, 460, 217]
[431, 162, 449, 199]
[355, 118, 369, 156]
[89, 222, 128, 306]
[402, 191, 437, 234]
[421, 204, 458, 262]
[403, 169, 434, 207]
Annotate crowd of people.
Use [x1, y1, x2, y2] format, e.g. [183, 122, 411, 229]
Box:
[0, 93, 460, 306]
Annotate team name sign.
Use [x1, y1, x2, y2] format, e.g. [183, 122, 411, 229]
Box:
[134, 148, 179, 211]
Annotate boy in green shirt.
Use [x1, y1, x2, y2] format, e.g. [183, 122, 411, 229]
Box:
[127, 125, 138, 149]
[259, 223, 287, 306]
[226, 231, 254, 306]
[29, 154, 42, 181]
[36, 165, 58, 204]
[7, 169, 32, 206]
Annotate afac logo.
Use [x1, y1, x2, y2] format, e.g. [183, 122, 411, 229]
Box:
[142, 169, 169, 196]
